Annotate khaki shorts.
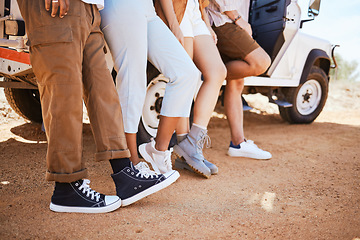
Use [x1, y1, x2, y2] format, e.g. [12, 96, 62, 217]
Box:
[213, 23, 260, 63]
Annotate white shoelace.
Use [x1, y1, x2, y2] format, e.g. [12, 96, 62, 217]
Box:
[197, 133, 211, 153]
[78, 179, 101, 202]
[135, 162, 159, 179]
[246, 140, 258, 147]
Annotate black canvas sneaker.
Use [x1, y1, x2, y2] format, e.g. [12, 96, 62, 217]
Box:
[112, 163, 180, 206]
[50, 179, 121, 213]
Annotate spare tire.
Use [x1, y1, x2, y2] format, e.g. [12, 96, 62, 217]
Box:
[4, 78, 42, 123]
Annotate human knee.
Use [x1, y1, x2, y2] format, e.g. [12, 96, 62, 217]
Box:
[218, 64, 228, 83]
[251, 55, 271, 76]
[203, 64, 227, 85]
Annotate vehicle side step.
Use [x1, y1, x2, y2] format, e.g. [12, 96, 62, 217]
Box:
[272, 99, 293, 108]
[242, 96, 253, 111]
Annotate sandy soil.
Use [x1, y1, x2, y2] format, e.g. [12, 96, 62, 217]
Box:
[1, 81, 360, 239]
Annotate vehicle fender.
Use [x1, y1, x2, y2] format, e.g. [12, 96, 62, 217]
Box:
[300, 49, 330, 84]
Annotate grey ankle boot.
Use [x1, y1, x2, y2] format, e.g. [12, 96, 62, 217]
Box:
[175, 134, 218, 174]
[173, 125, 211, 178]
[174, 158, 218, 175]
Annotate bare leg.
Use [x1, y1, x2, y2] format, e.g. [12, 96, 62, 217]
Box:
[225, 47, 271, 80]
[224, 47, 271, 145]
[176, 35, 225, 133]
[125, 133, 140, 165]
[155, 116, 180, 151]
[224, 78, 245, 145]
[172, 35, 225, 177]
[176, 117, 190, 135]
[192, 35, 226, 127]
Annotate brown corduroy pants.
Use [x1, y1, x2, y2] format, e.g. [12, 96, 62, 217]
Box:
[17, 0, 130, 182]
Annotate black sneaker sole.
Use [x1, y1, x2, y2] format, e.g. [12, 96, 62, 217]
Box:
[121, 170, 180, 206]
[49, 198, 121, 214]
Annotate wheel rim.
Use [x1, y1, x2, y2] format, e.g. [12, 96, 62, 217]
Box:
[141, 74, 169, 138]
[296, 79, 322, 115]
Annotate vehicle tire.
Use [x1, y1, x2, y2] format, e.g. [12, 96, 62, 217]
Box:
[279, 66, 328, 124]
[3, 79, 42, 123]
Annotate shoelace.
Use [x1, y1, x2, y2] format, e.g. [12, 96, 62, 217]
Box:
[246, 140, 257, 147]
[197, 133, 211, 153]
[78, 179, 101, 202]
[135, 162, 159, 179]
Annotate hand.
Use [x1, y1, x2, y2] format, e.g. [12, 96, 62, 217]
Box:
[170, 24, 185, 46]
[45, 0, 70, 18]
[235, 18, 252, 37]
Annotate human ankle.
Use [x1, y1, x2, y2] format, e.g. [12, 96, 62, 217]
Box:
[176, 133, 187, 143]
[192, 123, 207, 130]
[154, 140, 167, 153]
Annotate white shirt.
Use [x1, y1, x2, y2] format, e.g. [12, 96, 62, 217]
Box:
[206, 0, 250, 27]
[81, 0, 104, 10]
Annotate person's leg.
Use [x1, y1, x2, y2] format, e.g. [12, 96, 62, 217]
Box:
[175, 37, 193, 136]
[17, 0, 121, 213]
[155, 116, 180, 151]
[213, 23, 271, 159]
[224, 78, 245, 145]
[139, 15, 199, 174]
[174, 34, 226, 132]
[213, 22, 271, 80]
[225, 47, 271, 80]
[174, 34, 225, 177]
[101, 0, 183, 196]
[192, 35, 226, 126]
[82, 6, 130, 163]
[223, 51, 272, 160]
[101, 0, 148, 165]
[224, 47, 271, 145]
[21, 0, 87, 183]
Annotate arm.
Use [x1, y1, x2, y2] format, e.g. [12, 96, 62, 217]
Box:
[45, 0, 70, 18]
[212, 0, 252, 36]
[159, 0, 184, 46]
[224, 10, 252, 36]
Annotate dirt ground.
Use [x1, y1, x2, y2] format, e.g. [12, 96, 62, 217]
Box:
[1, 81, 359, 239]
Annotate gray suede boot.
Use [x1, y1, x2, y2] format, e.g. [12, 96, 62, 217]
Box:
[175, 134, 218, 175]
[173, 125, 212, 178]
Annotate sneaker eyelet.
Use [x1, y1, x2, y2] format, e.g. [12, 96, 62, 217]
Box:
[131, 172, 134, 175]
[134, 187, 137, 190]
[127, 169, 130, 172]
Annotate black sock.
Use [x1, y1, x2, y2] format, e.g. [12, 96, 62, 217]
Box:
[109, 158, 131, 173]
[53, 179, 83, 195]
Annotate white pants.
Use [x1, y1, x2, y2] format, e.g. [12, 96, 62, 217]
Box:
[100, 0, 199, 133]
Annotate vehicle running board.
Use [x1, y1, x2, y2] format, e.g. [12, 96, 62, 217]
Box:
[242, 96, 253, 111]
[271, 99, 293, 108]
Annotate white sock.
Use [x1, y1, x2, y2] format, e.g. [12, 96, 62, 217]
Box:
[192, 123, 207, 130]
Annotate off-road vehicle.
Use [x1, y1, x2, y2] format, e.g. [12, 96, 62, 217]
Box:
[0, 0, 337, 145]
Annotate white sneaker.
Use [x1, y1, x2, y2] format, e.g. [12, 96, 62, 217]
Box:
[138, 139, 173, 174]
[134, 161, 158, 176]
[227, 140, 272, 160]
